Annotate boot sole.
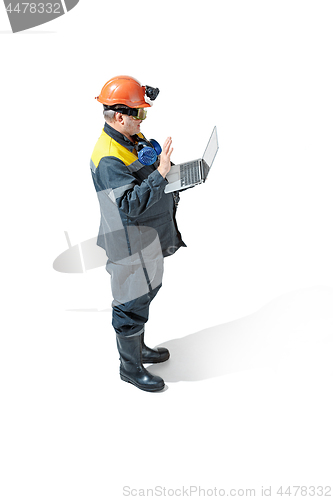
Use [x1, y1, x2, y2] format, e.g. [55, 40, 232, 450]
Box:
[120, 373, 165, 392]
[142, 356, 169, 364]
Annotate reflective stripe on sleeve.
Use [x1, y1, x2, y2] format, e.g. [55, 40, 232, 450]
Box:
[90, 158, 97, 173]
[112, 183, 135, 200]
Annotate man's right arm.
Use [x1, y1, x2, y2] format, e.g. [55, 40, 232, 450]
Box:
[96, 137, 174, 220]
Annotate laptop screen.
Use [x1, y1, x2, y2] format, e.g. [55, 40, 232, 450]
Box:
[202, 126, 219, 172]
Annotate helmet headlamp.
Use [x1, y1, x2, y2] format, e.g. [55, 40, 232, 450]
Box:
[145, 86, 159, 101]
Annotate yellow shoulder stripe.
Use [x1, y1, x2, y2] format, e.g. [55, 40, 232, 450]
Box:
[91, 129, 138, 168]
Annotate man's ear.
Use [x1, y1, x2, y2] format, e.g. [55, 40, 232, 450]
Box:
[115, 112, 124, 125]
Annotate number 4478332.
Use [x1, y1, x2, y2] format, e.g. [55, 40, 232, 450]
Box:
[5, 3, 61, 14]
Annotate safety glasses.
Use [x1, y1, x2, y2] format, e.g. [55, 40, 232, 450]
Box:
[113, 107, 147, 121]
[132, 108, 147, 120]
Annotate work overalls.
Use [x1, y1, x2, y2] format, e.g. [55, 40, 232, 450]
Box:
[90, 123, 186, 336]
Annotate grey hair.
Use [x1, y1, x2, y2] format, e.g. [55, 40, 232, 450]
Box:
[103, 105, 127, 124]
[103, 109, 116, 123]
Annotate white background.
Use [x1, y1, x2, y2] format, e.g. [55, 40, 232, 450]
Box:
[1, 1, 333, 499]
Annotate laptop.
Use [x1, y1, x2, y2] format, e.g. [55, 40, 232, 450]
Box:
[164, 126, 219, 193]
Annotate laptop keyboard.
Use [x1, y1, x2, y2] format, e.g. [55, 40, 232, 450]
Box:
[180, 161, 201, 187]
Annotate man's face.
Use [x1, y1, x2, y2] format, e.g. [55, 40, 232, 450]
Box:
[122, 114, 142, 136]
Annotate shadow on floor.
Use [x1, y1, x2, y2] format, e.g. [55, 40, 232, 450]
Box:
[67, 286, 333, 382]
[145, 286, 333, 382]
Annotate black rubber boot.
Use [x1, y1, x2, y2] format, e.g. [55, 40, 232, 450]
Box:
[141, 332, 170, 364]
[116, 333, 165, 392]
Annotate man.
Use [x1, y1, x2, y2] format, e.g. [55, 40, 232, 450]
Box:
[90, 76, 186, 392]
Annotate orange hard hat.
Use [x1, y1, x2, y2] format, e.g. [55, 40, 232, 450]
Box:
[96, 75, 152, 108]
